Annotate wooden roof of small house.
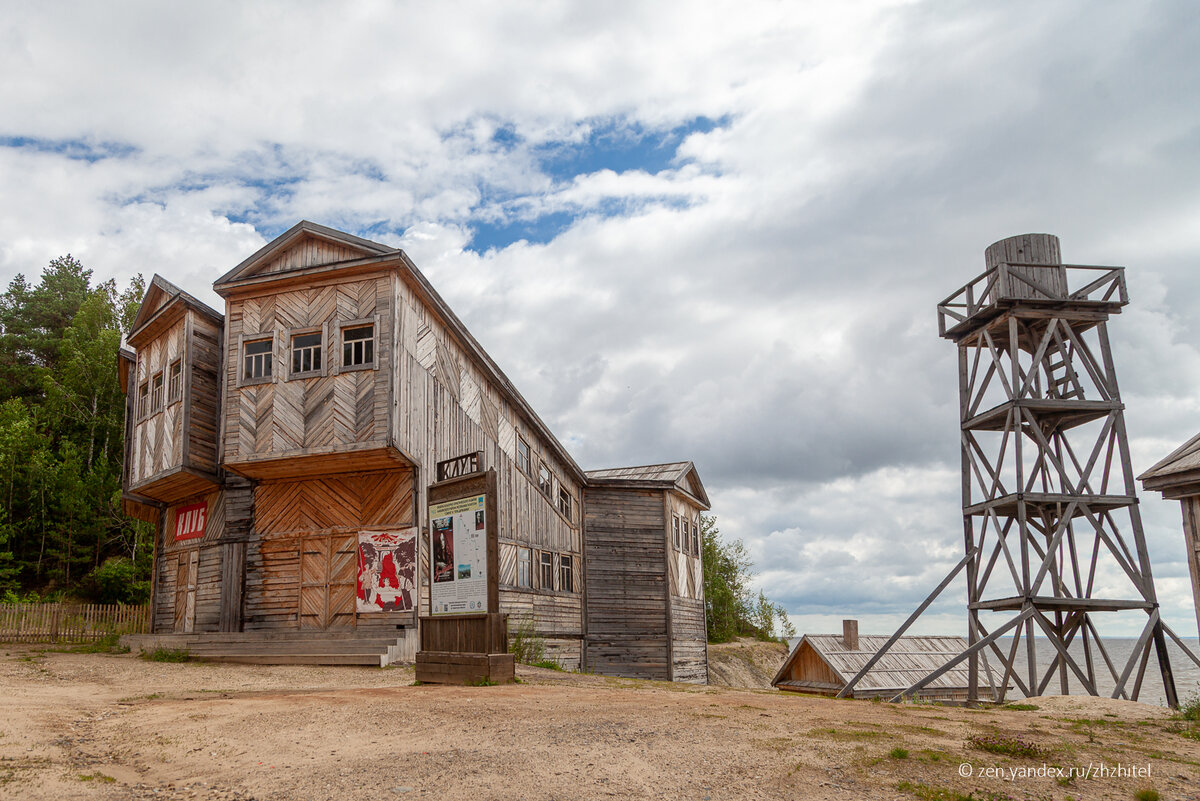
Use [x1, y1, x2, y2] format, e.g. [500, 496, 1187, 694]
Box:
[210, 220, 586, 483]
[585, 461, 710, 509]
[772, 634, 976, 695]
[127, 274, 224, 348]
[1139, 432, 1200, 499]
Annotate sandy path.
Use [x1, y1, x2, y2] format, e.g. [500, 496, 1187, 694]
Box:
[0, 647, 1197, 800]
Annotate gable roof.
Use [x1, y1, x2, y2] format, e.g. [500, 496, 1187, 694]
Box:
[585, 461, 710, 508]
[127, 274, 223, 346]
[1139, 431, 1200, 498]
[771, 634, 976, 694]
[214, 220, 394, 287]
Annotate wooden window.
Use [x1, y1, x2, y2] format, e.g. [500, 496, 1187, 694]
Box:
[517, 547, 532, 589]
[516, 436, 531, 475]
[557, 486, 571, 520]
[558, 554, 574, 593]
[150, 371, 164, 413]
[138, 380, 149, 419]
[342, 324, 374, 369]
[290, 330, 323, 377]
[693, 517, 703, 556]
[682, 519, 691, 556]
[167, 360, 182, 404]
[242, 338, 273, 382]
[672, 515, 680, 551]
[539, 551, 554, 590]
[537, 462, 552, 497]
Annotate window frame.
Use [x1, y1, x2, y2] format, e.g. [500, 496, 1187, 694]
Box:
[335, 316, 378, 373]
[693, 516, 702, 556]
[557, 486, 572, 521]
[150, 370, 165, 414]
[672, 515, 681, 551]
[138, 379, 150, 421]
[537, 461, 553, 497]
[237, 333, 276, 387]
[516, 436, 532, 476]
[558, 554, 574, 594]
[167, 359, 182, 405]
[538, 550, 555, 591]
[286, 324, 327, 380]
[517, 546, 532, 589]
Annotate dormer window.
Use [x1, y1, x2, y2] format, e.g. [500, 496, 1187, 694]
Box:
[342, 324, 374, 369]
[243, 338, 273, 381]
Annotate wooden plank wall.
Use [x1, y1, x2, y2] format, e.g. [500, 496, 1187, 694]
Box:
[243, 469, 415, 632]
[582, 487, 669, 680]
[187, 315, 222, 475]
[153, 488, 227, 633]
[132, 317, 186, 484]
[390, 274, 584, 660]
[222, 278, 391, 463]
[667, 493, 708, 682]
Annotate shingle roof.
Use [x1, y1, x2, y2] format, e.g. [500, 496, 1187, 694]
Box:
[773, 634, 978, 694]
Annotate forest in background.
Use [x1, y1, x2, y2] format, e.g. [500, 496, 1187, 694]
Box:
[0, 255, 151, 604]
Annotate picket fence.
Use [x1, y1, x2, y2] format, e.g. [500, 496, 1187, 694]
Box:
[0, 602, 150, 643]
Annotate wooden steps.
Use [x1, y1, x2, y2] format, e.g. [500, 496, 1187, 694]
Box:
[122, 631, 413, 667]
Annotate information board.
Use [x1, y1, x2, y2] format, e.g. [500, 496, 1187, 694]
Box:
[429, 494, 488, 615]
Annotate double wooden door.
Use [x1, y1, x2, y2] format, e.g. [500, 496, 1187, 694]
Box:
[174, 551, 198, 633]
[299, 534, 356, 629]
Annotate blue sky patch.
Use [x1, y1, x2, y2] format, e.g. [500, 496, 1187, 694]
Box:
[0, 135, 138, 163]
[533, 115, 727, 182]
[469, 211, 575, 253]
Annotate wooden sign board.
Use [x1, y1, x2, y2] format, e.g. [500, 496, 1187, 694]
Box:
[436, 450, 483, 482]
[426, 466, 498, 617]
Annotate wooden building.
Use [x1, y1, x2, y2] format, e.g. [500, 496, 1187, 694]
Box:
[121, 221, 710, 680]
[583, 462, 710, 682]
[1138, 437, 1200, 636]
[772, 620, 995, 702]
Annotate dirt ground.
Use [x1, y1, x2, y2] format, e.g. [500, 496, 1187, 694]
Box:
[1, 645, 1197, 801]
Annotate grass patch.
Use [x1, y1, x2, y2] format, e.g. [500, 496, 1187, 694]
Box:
[807, 726, 886, 741]
[68, 633, 130, 654]
[531, 659, 563, 671]
[467, 676, 498, 687]
[1134, 790, 1160, 801]
[896, 781, 1009, 801]
[508, 616, 546, 666]
[967, 734, 1050, 759]
[888, 747, 909, 759]
[78, 772, 115, 783]
[139, 647, 190, 663]
[1001, 703, 1039, 711]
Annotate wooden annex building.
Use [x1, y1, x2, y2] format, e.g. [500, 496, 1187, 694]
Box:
[118, 221, 710, 682]
[771, 621, 995, 702]
[1138, 437, 1200, 636]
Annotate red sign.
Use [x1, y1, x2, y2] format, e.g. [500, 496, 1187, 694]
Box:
[174, 501, 208, 542]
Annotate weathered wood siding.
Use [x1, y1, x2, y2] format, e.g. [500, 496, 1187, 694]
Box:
[222, 277, 392, 466]
[152, 488, 227, 634]
[391, 272, 583, 656]
[667, 493, 708, 683]
[243, 469, 415, 632]
[582, 487, 669, 680]
[129, 307, 222, 503]
[782, 641, 840, 685]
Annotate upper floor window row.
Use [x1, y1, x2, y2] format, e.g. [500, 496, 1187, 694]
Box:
[238, 321, 378, 386]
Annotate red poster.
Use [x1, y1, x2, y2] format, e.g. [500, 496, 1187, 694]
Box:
[174, 501, 208, 542]
[357, 529, 417, 613]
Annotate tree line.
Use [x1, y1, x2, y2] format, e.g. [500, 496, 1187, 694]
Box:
[0, 255, 152, 604]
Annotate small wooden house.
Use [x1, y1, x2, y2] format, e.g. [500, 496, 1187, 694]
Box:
[120, 221, 711, 681]
[772, 620, 990, 701]
[1138, 436, 1200, 636]
[583, 462, 710, 682]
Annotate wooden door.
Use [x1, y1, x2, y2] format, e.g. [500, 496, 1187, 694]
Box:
[299, 535, 356, 629]
[174, 551, 198, 633]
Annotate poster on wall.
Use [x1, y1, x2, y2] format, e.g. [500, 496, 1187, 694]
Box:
[429, 494, 487, 615]
[357, 529, 418, 613]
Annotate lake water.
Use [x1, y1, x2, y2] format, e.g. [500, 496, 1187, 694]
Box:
[787, 635, 1200, 707]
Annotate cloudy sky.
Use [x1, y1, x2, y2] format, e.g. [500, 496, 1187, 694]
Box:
[3, 0, 1200, 638]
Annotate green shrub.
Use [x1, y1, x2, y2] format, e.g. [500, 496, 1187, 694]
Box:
[508, 616, 545, 665]
[888, 747, 909, 759]
[80, 558, 150, 605]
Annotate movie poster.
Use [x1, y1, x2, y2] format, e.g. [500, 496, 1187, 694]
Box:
[357, 529, 417, 613]
[429, 494, 487, 615]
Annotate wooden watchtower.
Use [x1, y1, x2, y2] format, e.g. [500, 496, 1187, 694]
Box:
[842, 234, 1199, 706]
